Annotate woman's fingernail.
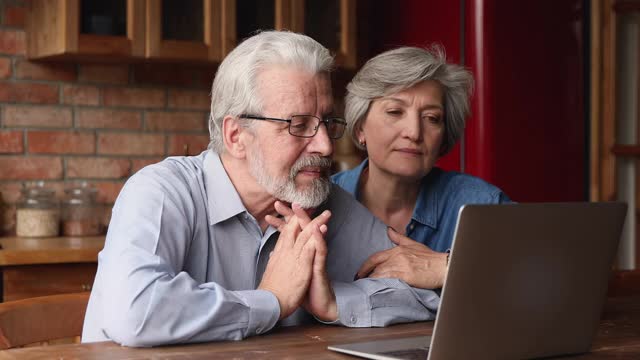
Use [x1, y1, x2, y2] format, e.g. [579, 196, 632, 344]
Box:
[387, 226, 397, 232]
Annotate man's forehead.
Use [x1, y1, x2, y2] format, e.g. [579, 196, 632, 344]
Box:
[256, 66, 333, 111]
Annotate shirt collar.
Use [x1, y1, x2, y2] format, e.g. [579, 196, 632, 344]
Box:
[344, 159, 369, 199]
[411, 167, 442, 229]
[203, 150, 249, 225]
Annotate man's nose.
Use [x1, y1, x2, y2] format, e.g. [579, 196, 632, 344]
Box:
[307, 122, 333, 156]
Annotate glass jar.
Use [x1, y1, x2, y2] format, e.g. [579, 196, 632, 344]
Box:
[16, 182, 60, 237]
[62, 182, 102, 236]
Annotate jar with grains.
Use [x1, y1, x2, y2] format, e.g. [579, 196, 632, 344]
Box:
[16, 182, 60, 237]
[62, 182, 102, 236]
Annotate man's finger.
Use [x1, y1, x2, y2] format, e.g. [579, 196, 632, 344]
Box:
[278, 215, 301, 250]
[292, 203, 312, 228]
[274, 201, 295, 222]
[387, 227, 417, 246]
[356, 249, 394, 279]
[265, 214, 286, 231]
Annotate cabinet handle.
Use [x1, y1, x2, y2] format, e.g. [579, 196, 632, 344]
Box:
[81, 284, 93, 291]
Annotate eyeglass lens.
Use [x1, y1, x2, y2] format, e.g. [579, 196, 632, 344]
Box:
[289, 115, 345, 139]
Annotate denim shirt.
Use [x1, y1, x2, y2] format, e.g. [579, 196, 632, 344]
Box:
[331, 159, 511, 253]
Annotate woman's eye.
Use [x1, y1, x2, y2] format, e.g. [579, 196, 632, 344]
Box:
[386, 109, 402, 116]
[424, 115, 442, 124]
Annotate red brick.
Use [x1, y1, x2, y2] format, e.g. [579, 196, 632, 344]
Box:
[2, 105, 72, 128]
[93, 181, 125, 204]
[131, 157, 164, 173]
[168, 89, 210, 110]
[0, 131, 23, 153]
[66, 157, 131, 179]
[0, 156, 63, 180]
[103, 87, 166, 108]
[15, 60, 77, 81]
[145, 111, 208, 132]
[133, 64, 197, 88]
[3, 6, 26, 27]
[76, 108, 142, 130]
[62, 84, 100, 105]
[0, 82, 58, 104]
[27, 131, 95, 154]
[0, 58, 11, 78]
[79, 64, 129, 85]
[98, 133, 165, 155]
[0, 29, 25, 55]
[0, 182, 22, 203]
[168, 134, 210, 156]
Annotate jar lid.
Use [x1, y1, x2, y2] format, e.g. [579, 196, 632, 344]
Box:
[21, 181, 56, 197]
[63, 182, 98, 204]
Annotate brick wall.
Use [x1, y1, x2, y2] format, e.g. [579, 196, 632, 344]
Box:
[0, 0, 215, 235]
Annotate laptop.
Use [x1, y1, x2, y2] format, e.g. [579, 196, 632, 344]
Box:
[328, 202, 627, 360]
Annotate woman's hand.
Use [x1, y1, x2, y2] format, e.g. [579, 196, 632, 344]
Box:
[356, 227, 448, 289]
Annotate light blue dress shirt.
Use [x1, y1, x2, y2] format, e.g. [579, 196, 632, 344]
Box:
[332, 159, 512, 252]
[82, 151, 440, 347]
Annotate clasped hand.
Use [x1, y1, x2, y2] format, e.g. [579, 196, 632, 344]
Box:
[355, 227, 448, 289]
[258, 201, 337, 322]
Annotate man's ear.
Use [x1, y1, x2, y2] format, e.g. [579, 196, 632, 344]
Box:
[222, 115, 249, 158]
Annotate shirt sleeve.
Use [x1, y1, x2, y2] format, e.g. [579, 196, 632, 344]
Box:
[329, 279, 440, 327]
[319, 185, 441, 328]
[94, 168, 280, 347]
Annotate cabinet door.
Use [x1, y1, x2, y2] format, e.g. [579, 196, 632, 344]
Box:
[286, 0, 357, 68]
[220, 0, 292, 56]
[146, 0, 222, 61]
[27, 0, 145, 60]
[2, 263, 97, 302]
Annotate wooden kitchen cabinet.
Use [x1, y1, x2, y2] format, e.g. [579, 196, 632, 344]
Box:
[145, 0, 223, 61]
[27, 0, 357, 66]
[27, 0, 145, 60]
[0, 236, 104, 302]
[286, 0, 357, 68]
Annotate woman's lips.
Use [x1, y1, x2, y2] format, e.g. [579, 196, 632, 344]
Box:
[396, 148, 423, 155]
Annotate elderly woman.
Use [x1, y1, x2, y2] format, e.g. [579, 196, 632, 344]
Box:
[332, 46, 511, 289]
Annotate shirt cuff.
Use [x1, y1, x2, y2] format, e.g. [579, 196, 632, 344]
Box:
[332, 281, 372, 327]
[234, 289, 280, 336]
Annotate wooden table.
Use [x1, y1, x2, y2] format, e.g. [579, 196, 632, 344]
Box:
[0, 236, 104, 301]
[1, 296, 638, 359]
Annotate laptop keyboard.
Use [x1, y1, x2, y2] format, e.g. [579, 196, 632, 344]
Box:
[378, 347, 430, 360]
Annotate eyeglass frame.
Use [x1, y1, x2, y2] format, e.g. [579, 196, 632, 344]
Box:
[238, 114, 347, 139]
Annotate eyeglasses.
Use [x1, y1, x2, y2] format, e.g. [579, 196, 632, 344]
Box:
[239, 114, 347, 139]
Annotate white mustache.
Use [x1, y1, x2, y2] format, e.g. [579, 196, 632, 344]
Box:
[291, 156, 332, 178]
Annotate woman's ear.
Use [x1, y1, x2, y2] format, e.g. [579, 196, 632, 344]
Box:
[355, 125, 366, 147]
[222, 115, 248, 158]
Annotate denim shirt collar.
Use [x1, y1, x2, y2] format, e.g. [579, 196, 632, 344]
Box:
[342, 159, 440, 230]
[413, 168, 441, 229]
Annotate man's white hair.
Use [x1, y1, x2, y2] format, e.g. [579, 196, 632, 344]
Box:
[208, 30, 334, 153]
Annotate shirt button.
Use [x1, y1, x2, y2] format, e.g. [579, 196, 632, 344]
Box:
[350, 315, 357, 324]
[409, 223, 415, 230]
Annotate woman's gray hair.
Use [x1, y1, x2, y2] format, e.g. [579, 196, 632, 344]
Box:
[345, 45, 473, 156]
[208, 30, 334, 153]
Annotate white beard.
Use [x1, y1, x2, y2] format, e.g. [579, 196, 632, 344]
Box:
[248, 147, 332, 209]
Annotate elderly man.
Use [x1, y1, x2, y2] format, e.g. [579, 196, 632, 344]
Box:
[82, 31, 440, 347]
